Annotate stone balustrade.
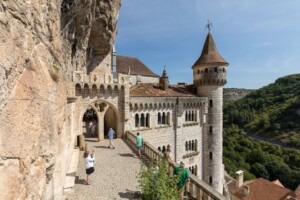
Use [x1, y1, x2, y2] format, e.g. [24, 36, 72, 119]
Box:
[126, 131, 226, 200]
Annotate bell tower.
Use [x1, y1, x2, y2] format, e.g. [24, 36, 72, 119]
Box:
[192, 24, 229, 194]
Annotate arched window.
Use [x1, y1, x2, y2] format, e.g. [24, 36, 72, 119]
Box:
[135, 114, 139, 127]
[167, 112, 171, 125]
[83, 84, 89, 97]
[162, 112, 166, 124]
[158, 146, 161, 152]
[205, 68, 208, 73]
[189, 141, 192, 150]
[191, 111, 194, 121]
[192, 140, 195, 151]
[188, 111, 191, 121]
[185, 111, 188, 121]
[209, 99, 213, 107]
[195, 165, 198, 176]
[162, 146, 166, 153]
[140, 113, 145, 127]
[192, 166, 195, 175]
[214, 67, 218, 72]
[100, 85, 105, 96]
[209, 126, 213, 134]
[185, 142, 188, 151]
[92, 85, 97, 96]
[209, 176, 213, 184]
[197, 69, 200, 74]
[194, 111, 197, 121]
[195, 139, 198, 151]
[75, 84, 81, 96]
[146, 113, 150, 127]
[158, 113, 161, 124]
[209, 152, 213, 160]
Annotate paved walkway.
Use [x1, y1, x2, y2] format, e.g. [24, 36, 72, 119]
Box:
[67, 138, 142, 200]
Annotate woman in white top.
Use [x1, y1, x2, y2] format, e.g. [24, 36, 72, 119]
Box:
[84, 150, 95, 184]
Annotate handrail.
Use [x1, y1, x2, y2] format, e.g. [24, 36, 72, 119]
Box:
[126, 131, 226, 200]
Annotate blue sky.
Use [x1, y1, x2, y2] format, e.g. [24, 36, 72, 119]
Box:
[115, 0, 300, 89]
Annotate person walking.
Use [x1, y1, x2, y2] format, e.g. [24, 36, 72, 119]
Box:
[173, 161, 190, 200]
[136, 132, 143, 157]
[107, 128, 115, 149]
[84, 150, 95, 185]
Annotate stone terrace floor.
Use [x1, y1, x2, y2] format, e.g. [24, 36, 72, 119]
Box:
[66, 138, 142, 200]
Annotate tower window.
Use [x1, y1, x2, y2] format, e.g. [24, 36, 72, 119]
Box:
[209, 100, 213, 107]
[209, 126, 213, 134]
[209, 152, 213, 160]
[214, 67, 218, 72]
[209, 176, 213, 184]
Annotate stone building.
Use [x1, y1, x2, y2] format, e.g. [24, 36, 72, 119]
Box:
[69, 31, 228, 194]
[0, 1, 227, 198]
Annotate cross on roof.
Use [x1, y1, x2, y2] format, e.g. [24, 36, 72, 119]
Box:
[205, 20, 213, 32]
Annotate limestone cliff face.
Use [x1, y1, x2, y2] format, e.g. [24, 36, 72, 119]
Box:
[0, 0, 120, 199]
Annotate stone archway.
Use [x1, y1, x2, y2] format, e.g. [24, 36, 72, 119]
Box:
[80, 99, 120, 141]
[82, 107, 98, 138]
[103, 107, 117, 137]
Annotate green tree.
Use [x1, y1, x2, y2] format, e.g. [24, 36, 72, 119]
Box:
[139, 161, 180, 200]
[250, 163, 269, 179]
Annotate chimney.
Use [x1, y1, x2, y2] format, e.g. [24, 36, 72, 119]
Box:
[243, 185, 250, 196]
[236, 170, 244, 188]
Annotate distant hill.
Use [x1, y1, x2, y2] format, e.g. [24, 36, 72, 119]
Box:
[224, 88, 255, 105]
[224, 74, 300, 148]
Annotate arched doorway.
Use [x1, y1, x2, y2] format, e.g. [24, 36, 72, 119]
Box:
[82, 107, 98, 138]
[104, 107, 117, 137]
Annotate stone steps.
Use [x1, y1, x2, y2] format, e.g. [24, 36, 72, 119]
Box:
[63, 147, 80, 193]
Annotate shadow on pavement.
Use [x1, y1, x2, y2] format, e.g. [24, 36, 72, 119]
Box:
[74, 176, 87, 185]
[119, 190, 141, 200]
[119, 153, 136, 157]
[93, 145, 110, 149]
[84, 138, 99, 142]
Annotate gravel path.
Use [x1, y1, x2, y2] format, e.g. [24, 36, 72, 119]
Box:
[67, 138, 142, 200]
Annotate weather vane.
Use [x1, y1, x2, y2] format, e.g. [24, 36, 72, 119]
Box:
[205, 20, 213, 32]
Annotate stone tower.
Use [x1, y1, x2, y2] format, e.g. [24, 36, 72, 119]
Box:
[192, 32, 229, 194]
[159, 68, 169, 90]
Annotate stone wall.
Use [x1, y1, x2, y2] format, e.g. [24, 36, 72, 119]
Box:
[0, 0, 120, 199]
[128, 96, 206, 177]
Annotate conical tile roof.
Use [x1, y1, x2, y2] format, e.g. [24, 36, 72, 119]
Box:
[192, 33, 228, 67]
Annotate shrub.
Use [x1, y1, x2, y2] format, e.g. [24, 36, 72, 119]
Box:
[139, 161, 180, 200]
